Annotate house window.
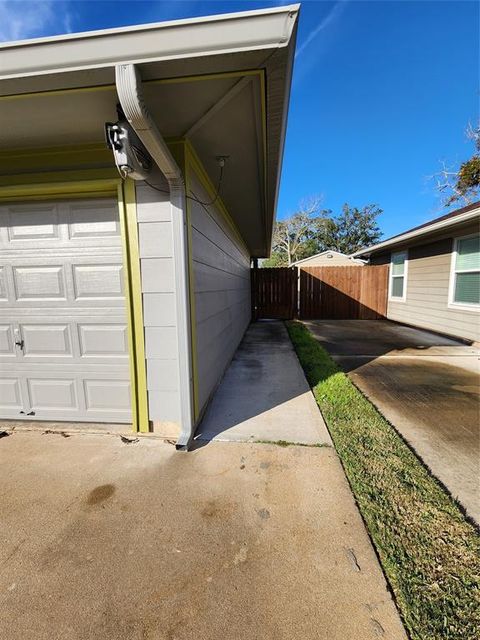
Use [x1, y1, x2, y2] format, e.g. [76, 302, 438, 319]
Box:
[389, 250, 407, 300]
[450, 234, 480, 308]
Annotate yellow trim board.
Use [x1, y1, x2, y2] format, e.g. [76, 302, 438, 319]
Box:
[0, 142, 106, 159]
[145, 69, 263, 86]
[0, 168, 119, 189]
[0, 69, 263, 102]
[0, 145, 112, 175]
[0, 177, 119, 201]
[118, 179, 149, 433]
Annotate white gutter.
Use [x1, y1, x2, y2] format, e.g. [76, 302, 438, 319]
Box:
[116, 63, 193, 450]
[353, 207, 480, 257]
[0, 5, 300, 80]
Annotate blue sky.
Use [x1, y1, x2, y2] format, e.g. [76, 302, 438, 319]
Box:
[1, 0, 478, 238]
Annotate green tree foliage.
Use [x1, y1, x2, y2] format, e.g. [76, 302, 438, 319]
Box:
[454, 155, 480, 203]
[322, 203, 383, 254]
[264, 202, 382, 266]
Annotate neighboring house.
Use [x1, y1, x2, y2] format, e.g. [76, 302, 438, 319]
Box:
[293, 250, 365, 267]
[0, 5, 299, 448]
[353, 202, 480, 342]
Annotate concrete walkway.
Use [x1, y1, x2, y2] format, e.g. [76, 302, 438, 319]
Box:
[0, 431, 407, 640]
[196, 321, 331, 445]
[305, 319, 480, 523]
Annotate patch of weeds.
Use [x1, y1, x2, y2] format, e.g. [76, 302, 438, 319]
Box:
[255, 439, 330, 448]
[286, 320, 480, 640]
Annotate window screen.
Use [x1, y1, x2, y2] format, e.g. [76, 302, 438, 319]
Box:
[453, 235, 480, 305]
[390, 251, 407, 299]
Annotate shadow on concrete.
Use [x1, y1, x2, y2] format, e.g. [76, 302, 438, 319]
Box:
[194, 321, 329, 447]
[304, 319, 469, 373]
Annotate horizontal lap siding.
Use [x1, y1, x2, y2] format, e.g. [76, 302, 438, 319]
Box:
[136, 182, 182, 424]
[188, 171, 251, 417]
[386, 225, 479, 341]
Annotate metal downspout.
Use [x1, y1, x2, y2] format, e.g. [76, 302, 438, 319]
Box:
[115, 63, 194, 450]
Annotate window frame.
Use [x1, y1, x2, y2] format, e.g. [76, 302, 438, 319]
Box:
[448, 232, 480, 312]
[389, 249, 408, 302]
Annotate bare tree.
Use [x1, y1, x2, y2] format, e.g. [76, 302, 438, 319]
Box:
[429, 122, 480, 206]
[428, 160, 471, 205]
[466, 121, 480, 150]
[270, 196, 327, 265]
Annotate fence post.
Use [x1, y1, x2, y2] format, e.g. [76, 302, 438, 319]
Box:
[293, 266, 299, 319]
[251, 265, 258, 322]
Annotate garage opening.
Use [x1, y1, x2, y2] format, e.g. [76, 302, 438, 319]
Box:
[0, 197, 131, 424]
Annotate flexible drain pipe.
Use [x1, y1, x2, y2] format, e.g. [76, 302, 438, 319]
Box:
[115, 63, 194, 450]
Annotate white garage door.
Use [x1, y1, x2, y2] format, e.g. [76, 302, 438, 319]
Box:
[0, 198, 132, 423]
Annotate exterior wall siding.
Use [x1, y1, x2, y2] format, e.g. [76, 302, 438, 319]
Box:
[295, 253, 363, 267]
[188, 169, 251, 417]
[379, 223, 480, 342]
[135, 180, 182, 427]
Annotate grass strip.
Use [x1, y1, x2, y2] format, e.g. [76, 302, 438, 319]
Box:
[286, 320, 480, 640]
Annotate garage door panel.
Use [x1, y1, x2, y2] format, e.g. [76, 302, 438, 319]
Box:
[21, 324, 73, 358]
[73, 264, 124, 300]
[5, 257, 125, 308]
[84, 379, 131, 413]
[0, 378, 22, 410]
[68, 201, 121, 239]
[27, 378, 78, 410]
[7, 204, 60, 242]
[0, 197, 132, 424]
[0, 200, 122, 250]
[0, 267, 8, 300]
[0, 325, 15, 356]
[78, 323, 129, 358]
[13, 265, 67, 301]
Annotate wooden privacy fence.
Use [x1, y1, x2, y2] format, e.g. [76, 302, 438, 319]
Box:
[299, 265, 389, 319]
[251, 265, 388, 320]
[251, 267, 297, 320]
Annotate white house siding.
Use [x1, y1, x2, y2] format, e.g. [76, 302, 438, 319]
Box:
[135, 180, 182, 426]
[188, 169, 251, 417]
[383, 223, 480, 342]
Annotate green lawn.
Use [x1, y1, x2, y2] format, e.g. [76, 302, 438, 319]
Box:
[286, 320, 480, 640]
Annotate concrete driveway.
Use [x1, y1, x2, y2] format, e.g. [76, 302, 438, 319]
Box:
[305, 320, 480, 523]
[196, 322, 330, 445]
[0, 432, 406, 640]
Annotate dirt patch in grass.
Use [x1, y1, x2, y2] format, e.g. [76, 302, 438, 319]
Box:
[286, 320, 480, 640]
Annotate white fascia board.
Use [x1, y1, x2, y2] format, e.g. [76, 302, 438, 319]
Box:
[353, 208, 480, 257]
[0, 5, 300, 81]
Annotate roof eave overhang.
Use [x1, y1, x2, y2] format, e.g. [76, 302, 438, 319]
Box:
[353, 207, 480, 257]
[0, 5, 300, 259]
[0, 5, 300, 81]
